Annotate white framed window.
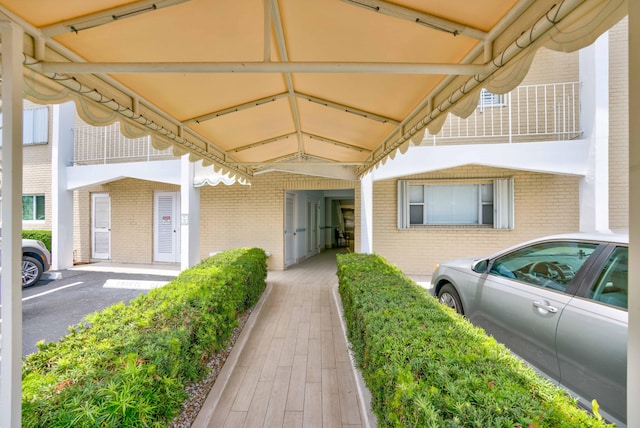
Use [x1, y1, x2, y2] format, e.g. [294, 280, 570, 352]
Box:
[0, 106, 49, 146]
[22, 194, 45, 221]
[398, 178, 514, 229]
[478, 89, 506, 110]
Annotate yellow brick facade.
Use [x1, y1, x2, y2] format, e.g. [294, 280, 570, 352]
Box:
[199, 172, 359, 270]
[372, 166, 580, 275]
[73, 179, 179, 264]
[19, 101, 53, 231]
[70, 173, 358, 270]
[608, 16, 629, 231]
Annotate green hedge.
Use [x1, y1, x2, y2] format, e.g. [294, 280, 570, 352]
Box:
[337, 253, 613, 428]
[22, 248, 267, 427]
[22, 229, 52, 252]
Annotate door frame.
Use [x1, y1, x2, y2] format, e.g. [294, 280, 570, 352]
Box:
[154, 191, 180, 263]
[91, 192, 111, 259]
[284, 192, 296, 268]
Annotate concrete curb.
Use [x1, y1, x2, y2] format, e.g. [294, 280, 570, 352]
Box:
[332, 284, 377, 428]
[191, 281, 273, 428]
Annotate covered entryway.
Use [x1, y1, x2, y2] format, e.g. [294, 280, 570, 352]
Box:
[0, 1, 635, 426]
[284, 189, 355, 268]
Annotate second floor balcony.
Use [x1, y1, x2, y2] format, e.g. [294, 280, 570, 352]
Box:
[73, 122, 176, 166]
[72, 82, 581, 166]
[424, 82, 581, 145]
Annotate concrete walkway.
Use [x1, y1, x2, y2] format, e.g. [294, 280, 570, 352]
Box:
[193, 249, 372, 428]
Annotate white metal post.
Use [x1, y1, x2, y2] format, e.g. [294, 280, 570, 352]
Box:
[628, 3, 639, 426]
[0, 21, 24, 428]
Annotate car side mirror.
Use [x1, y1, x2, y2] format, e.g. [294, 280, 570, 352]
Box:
[472, 259, 489, 273]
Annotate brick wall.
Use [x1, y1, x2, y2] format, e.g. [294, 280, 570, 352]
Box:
[372, 166, 580, 275]
[74, 179, 179, 264]
[22, 102, 53, 231]
[608, 16, 629, 231]
[521, 47, 579, 85]
[199, 172, 359, 270]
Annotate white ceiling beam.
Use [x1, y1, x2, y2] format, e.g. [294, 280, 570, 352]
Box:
[296, 93, 400, 125]
[303, 133, 371, 153]
[231, 133, 298, 153]
[342, 0, 488, 40]
[184, 92, 289, 124]
[36, 61, 488, 75]
[40, 0, 191, 37]
[254, 164, 359, 181]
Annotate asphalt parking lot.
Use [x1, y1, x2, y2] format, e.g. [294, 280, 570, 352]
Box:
[0, 266, 177, 356]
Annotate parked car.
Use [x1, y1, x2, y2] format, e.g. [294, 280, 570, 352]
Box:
[431, 232, 628, 426]
[0, 235, 51, 287]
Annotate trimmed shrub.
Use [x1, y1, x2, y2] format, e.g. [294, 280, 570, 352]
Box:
[22, 229, 52, 252]
[337, 253, 613, 428]
[22, 248, 267, 427]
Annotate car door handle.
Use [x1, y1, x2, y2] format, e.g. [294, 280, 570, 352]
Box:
[533, 301, 558, 313]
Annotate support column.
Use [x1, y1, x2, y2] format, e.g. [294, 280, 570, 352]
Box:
[360, 172, 373, 254]
[180, 156, 200, 269]
[579, 32, 610, 232]
[51, 102, 76, 270]
[628, 3, 639, 426]
[0, 21, 24, 428]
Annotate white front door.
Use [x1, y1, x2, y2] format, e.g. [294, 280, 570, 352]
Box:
[154, 191, 180, 263]
[284, 192, 295, 267]
[92, 193, 111, 259]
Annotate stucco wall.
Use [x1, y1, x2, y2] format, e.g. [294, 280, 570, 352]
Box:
[372, 166, 580, 276]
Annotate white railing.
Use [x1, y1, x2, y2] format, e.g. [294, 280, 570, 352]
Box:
[73, 122, 176, 165]
[426, 82, 581, 144]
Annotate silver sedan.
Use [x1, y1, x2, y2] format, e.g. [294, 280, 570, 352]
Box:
[431, 232, 628, 427]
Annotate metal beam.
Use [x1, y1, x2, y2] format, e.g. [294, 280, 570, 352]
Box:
[40, 0, 191, 36]
[184, 92, 289, 124]
[297, 93, 400, 125]
[231, 132, 297, 153]
[342, 0, 488, 40]
[35, 61, 488, 75]
[303, 133, 371, 153]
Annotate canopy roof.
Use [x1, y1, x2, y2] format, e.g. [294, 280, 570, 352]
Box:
[0, 0, 626, 181]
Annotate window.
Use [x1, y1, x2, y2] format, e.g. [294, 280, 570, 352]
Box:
[478, 89, 506, 109]
[22, 195, 45, 221]
[589, 246, 628, 310]
[489, 241, 598, 292]
[0, 106, 49, 146]
[398, 178, 514, 229]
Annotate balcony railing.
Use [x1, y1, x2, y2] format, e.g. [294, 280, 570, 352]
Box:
[73, 122, 176, 165]
[425, 82, 581, 145]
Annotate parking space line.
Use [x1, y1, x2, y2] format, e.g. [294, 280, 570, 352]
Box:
[0, 282, 85, 311]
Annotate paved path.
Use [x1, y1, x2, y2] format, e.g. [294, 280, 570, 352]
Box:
[193, 249, 371, 428]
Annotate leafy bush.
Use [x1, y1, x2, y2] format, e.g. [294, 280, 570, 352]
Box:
[22, 229, 52, 252]
[22, 248, 267, 427]
[337, 253, 613, 428]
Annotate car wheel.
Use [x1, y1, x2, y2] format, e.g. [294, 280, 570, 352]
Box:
[438, 283, 464, 315]
[22, 256, 44, 288]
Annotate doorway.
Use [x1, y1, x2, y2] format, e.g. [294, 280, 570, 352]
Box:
[91, 192, 111, 259]
[154, 191, 180, 263]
